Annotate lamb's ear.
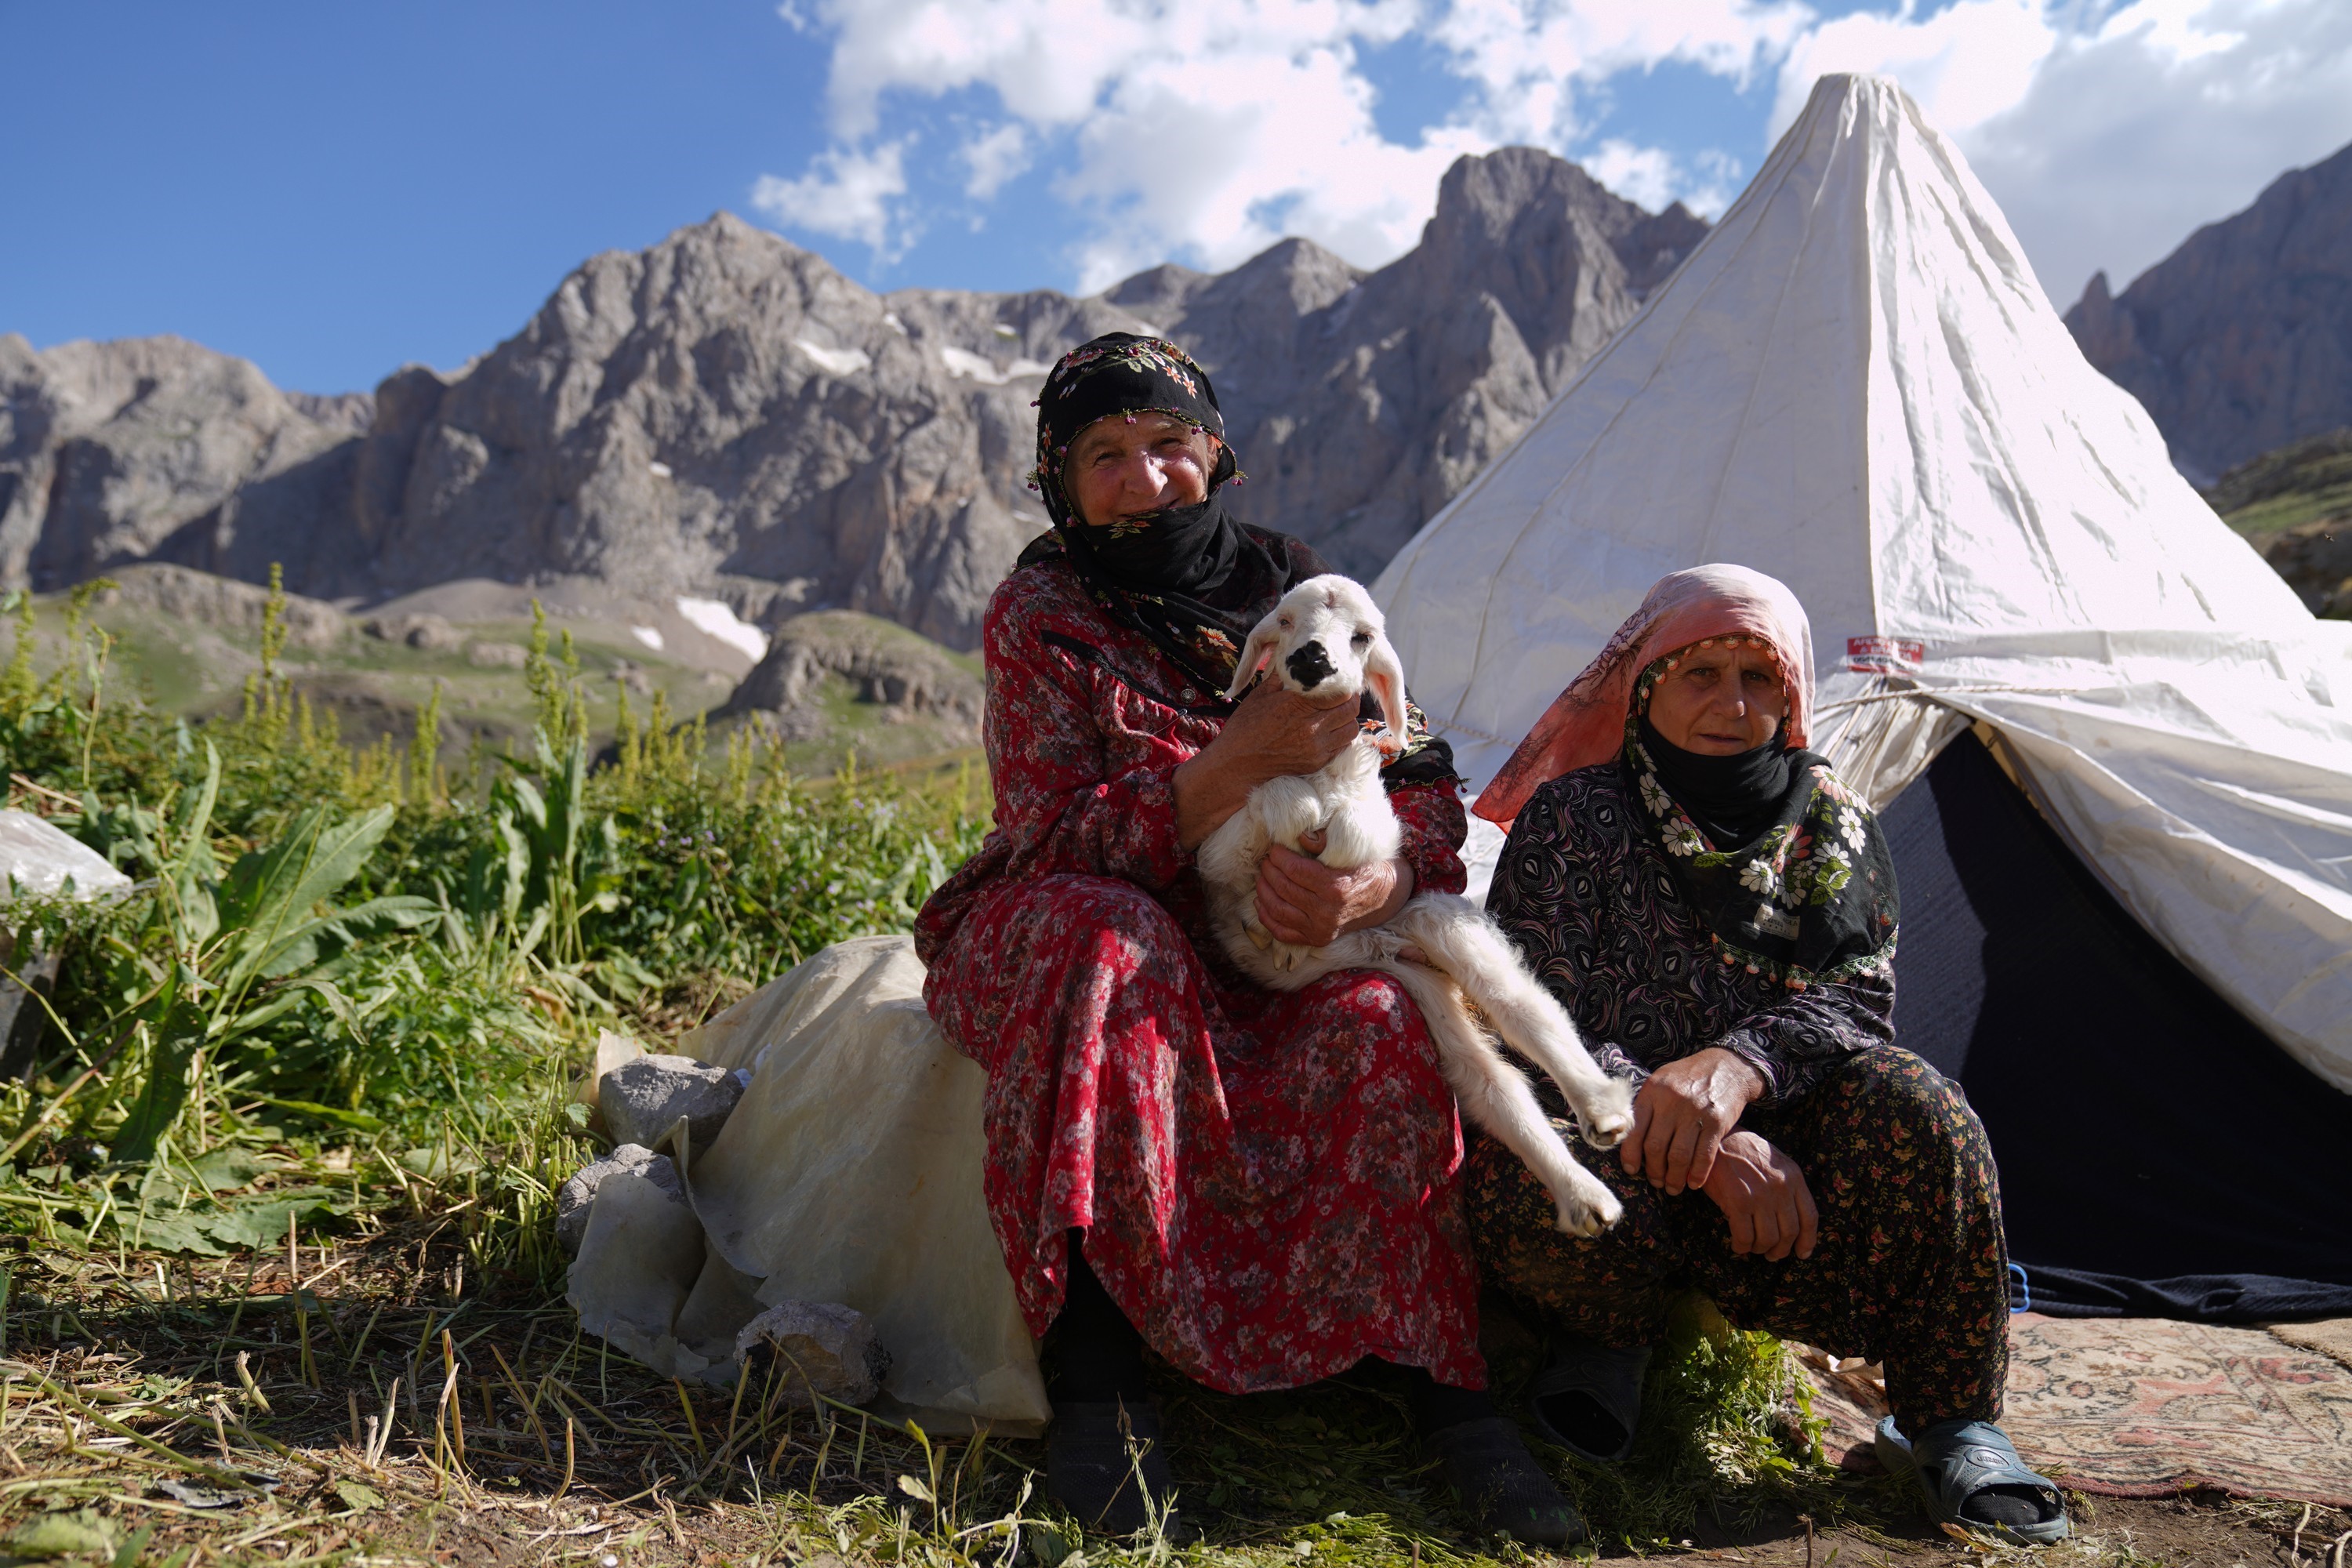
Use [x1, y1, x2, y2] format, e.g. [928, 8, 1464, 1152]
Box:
[1224, 612, 1283, 702]
[1364, 633, 1407, 759]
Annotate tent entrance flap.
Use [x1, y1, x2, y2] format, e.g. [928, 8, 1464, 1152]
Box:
[1881, 731, 2352, 1320]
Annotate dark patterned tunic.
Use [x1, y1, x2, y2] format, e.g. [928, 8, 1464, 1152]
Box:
[1471, 763, 2011, 1429]
[914, 556, 1486, 1394]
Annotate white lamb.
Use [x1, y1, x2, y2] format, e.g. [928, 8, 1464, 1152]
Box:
[1196, 575, 1635, 1237]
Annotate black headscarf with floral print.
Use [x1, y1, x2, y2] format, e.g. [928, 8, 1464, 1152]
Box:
[1018, 332, 1294, 692]
[1621, 640, 1899, 989]
[1018, 332, 1457, 789]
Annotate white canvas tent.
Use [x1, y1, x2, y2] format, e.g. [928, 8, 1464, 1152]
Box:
[1374, 74, 2352, 1093]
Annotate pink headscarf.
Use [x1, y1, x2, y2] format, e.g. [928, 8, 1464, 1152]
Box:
[1474, 564, 1817, 826]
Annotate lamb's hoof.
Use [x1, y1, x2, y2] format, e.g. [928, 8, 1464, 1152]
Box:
[1244, 924, 1273, 952]
[1581, 1110, 1633, 1150]
[1552, 1186, 1624, 1239]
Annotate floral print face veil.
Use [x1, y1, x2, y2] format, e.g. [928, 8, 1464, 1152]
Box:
[1483, 564, 1896, 989]
[1623, 640, 1899, 989]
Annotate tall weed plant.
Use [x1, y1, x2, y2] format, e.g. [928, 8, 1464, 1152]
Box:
[0, 575, 985, 1278]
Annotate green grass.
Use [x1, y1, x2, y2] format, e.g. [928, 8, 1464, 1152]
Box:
[0, 575, 1985, 1566]
[2202, 426, 2352, 540]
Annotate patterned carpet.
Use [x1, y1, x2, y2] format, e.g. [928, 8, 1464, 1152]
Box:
[1795, 1314, 2352, 1507]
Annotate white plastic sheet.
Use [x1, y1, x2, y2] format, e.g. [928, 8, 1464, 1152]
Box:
[0, 811, 131, 901]
[678, 935, 1048, 1432]
[1374, 74, 2352, 1091]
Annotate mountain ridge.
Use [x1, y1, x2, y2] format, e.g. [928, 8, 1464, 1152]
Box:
[2063, 136, 2352, 484]
[1, 147, 1708, 648]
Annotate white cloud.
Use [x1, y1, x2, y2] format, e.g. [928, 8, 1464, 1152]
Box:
[960, 122, 1033, 201]
[1431, 0, 1811, 145]
[750, 140, 912, 253]
[1767, 0, 2352, 306]
[1582, 140, 1743, 217]
[757, 1, 1796, 283]
[754, 0, 2352, 310]
[1768, 0, 2056, 140]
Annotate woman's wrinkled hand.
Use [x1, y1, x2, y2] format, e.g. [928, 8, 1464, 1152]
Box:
[1173, 677, 1363, 848]
[1621, 1047, 1766, 1194]
[1255, 830, 1414, 945]
[1700, 1130, 1820, 1260]
[1211, 676, 1363, 783]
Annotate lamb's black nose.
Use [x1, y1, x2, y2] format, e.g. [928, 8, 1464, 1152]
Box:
[1285, 641, 1337, 688]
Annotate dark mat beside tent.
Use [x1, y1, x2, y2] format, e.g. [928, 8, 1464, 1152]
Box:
[1878, 730, 2352, 1320]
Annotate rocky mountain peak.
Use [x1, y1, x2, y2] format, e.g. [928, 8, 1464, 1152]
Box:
[2, 145, 1710, 648]
[2064, 137, 2352, 482]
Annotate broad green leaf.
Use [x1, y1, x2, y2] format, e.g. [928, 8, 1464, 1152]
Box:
[191, 1147, 270, 1192]
[332, 1480, 383, 1514]
[503, 775, 547, 833]
[245, 895, 439, 982]
[201, 1196, 332, 1251]
[215, 804, 397, 998]
[397, 1147, 481, 1181]
[111, 991, 207, 1163]
[5, 1506, 118, 1557]
[125, 1212, 227, 1257]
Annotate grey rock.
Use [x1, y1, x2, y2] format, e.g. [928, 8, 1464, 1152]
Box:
[93, 563, 347, 650]
[0, 333, 361, 593]
[598, 1054, 748, 1152]
[0, 146, 1708, 647]
[555, 1142, 682, 1256]
[466, 639, 529, 668]
[361, 610, 459, 649]
[733, 1301, 891, 1406]
[2065, 137, 2352, 483]
[718, 608, 981, 744]
[2260, 516, 2352, 618]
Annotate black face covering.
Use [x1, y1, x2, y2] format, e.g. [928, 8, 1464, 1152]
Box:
[1019, 332, 1292, 694]
[1016, 332, 1459, 787]
[1635, 715, 1795, 851]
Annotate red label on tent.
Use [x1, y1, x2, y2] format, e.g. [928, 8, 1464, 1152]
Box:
[1846, 636, 1924, 673]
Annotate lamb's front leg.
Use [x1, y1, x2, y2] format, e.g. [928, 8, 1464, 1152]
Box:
[1381, 960, 1623, 1237]
[1392, 896, 1635, 1149]
[1315, 793, 1403, 873]
[1254, 775, 1328, 854]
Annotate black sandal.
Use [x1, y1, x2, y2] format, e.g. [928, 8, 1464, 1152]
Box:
[1526, 1336, 1650, 1463]
[1875, 1416, 2069, 1545]
[1046, 1399, 1185, 1537]
[1425, 1414, 1587, 1547]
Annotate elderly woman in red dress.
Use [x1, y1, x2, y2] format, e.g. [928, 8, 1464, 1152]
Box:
[913, 335, 1575, 1542]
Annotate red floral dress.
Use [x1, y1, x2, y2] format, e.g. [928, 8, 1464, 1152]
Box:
[914, 557, 1486, 1394]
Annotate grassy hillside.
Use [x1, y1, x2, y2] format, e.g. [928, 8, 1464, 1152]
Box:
[2201, 428, 2352, 617]
[5, 573, 986, 786]
[2203, 426, 2352, 540]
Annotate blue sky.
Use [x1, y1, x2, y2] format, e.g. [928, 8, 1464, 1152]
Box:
[6, 1, 2349, 397]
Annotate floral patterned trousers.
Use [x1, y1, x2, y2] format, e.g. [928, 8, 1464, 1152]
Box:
[1468, 1048, 2008, 1429]
[924, 873, 1486, 1395]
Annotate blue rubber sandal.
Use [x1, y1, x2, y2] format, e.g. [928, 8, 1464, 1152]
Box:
[1875, 1416, 2069, 1546]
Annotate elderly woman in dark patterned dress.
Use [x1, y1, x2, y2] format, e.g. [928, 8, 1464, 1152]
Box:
[914, 334, 1580, 1544]
[1467, 566, 2068, 1546]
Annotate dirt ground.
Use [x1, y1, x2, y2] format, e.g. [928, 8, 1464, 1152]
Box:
[0, 1231, 2338, 1567]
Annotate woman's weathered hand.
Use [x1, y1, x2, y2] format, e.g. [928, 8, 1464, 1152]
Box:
[1172, 677, 1363, 848]
[1256, 831, 1414, 945]
[1213, 676, 1364, 782]
[1621, 1047, 1766, 1194]
[1700, 1131, 1819, 1260]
